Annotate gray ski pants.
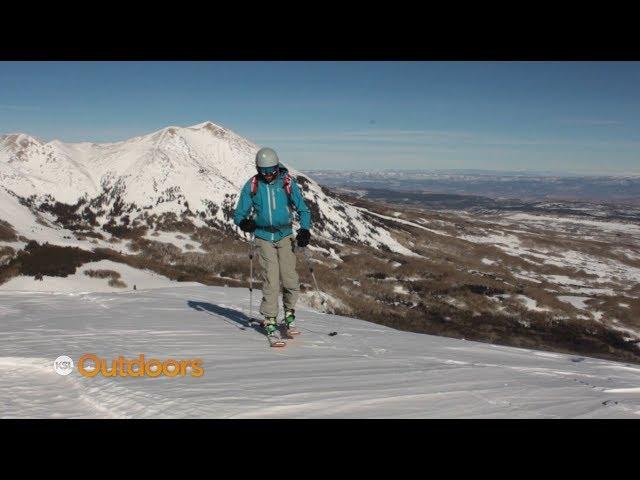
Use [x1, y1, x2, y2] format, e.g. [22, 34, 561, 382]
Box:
[256, 235, 300, 318]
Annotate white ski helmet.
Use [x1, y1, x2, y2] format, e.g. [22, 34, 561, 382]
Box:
[255, 147, 279, 168]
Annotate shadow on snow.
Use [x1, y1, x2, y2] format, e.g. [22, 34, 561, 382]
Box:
[187, 300, 265, 334]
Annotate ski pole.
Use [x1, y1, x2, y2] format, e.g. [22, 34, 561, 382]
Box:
[302, 247, 324, 307]
[301, 246, 337, 336]
[248, 235, 256, 326]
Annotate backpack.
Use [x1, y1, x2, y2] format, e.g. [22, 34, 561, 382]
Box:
[250, 173, 293, 199]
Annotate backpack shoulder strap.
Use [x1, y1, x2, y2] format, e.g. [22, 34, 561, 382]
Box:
[283, 173, 292, 196]
[250, 175, 259, 196]
[251, 173, 293, 201]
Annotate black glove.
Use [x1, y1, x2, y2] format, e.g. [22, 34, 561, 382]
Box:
[296, 228, 310, 247]
[239, 218, 257, 233]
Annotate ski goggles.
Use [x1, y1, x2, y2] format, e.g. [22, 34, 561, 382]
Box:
[258, 165, 279, 175]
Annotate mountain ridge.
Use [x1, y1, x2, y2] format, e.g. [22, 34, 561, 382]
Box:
[0, 121, 415, 255]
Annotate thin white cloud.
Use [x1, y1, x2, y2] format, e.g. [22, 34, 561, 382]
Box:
[252, 128, 640, 150]
[0, 104, 41, 111]
[560, 117, 624, 126]
[250, 129, 474, 143]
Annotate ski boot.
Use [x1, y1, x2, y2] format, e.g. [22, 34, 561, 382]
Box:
[281, 309, 300, 338]
[261, 316, 286, 347]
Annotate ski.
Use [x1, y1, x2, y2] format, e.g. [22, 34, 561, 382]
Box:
[268, 335, 287, 348]
[280, 324, 300, 339]
[253, 319, 287, 348]
[281, 310, 300, 338]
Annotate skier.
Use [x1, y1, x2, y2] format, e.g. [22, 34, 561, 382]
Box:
[233, 147, 312, 341]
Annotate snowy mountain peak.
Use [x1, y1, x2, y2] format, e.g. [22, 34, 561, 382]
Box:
[0, 133, 44, 151]
[188, 121, 248, 142]
[145, 125, 183, 143]
[0, 122, 415, 255]
[190, 120, 223, 130]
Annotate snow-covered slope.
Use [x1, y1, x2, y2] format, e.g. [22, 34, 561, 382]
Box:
[1, 284, 639, 418]
[0, 122, 413, 255]
[0, 260, 202, 292]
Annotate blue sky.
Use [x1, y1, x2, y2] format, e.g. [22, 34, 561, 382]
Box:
[1, 61, 639, 174]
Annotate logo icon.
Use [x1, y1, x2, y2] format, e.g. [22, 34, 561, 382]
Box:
[54, 355, 74, 376]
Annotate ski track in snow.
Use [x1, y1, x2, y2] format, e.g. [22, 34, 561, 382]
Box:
[1, 285, 639, 418]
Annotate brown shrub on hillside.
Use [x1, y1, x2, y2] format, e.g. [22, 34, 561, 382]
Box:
[0, 246, 15, 265]
[108, 278, 127, 288]
[129, 238, 182, 261]
[0, 220, 18, 241]
[7, 241, 105, 277]
[38, 199, 84, 230]
[93, 247, 246, 289]
[102, 220, 147, 239]
[74, 231, 105, 241]
[84, 269, 121, 280]
[0, 262, 21, 285]
[155, 212, 195, 233]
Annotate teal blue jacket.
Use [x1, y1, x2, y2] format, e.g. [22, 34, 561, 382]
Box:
[233, 165, 312, 242]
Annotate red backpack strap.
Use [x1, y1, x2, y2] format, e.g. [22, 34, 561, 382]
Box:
[283, 173, 292, 196]
[250, 175, 259, 196]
